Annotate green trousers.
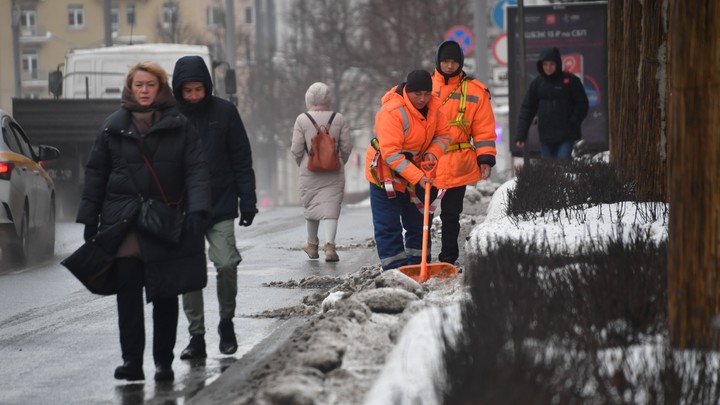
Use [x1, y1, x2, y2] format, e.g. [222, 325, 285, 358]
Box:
[182, 219, 242, 336]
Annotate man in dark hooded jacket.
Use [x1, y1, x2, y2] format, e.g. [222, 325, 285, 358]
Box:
[171, 55, 257, 359]
[516, 47, 589, 160]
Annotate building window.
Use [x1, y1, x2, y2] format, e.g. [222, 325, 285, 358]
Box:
[207, 5, 223, 27]
[244, 6, 253, 24]
[68, 4, 84, 28]
[162, 2, 179, 31]
[22, 51, 39, 80]
[127, 4, 136, 26]
[111, 5, 120, 32]
[19, 8, 37, 36]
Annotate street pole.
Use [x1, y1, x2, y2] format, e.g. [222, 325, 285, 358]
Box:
[103, 0, 112, 46]
[225, 0, 237, 103]
[11, 0, 21, 98]
[473, 0, 489, 84]
[518, 0, 526, 93]
[517, 0, 528, 164]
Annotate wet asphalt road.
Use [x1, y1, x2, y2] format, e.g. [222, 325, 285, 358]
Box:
[0, 204, 374, 404]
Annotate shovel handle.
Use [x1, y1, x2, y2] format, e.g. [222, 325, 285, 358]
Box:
[419, 178, 431, 282]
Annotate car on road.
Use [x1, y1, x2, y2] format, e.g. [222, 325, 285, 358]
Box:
[0, 109, 60, 264]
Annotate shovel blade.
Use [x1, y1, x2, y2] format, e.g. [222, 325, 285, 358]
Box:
[397, 262, 459, 283]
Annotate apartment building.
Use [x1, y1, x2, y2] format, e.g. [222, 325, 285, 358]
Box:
[1, 0, 256, 112]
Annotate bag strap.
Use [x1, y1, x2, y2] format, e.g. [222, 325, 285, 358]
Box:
[135, 137, 183, 207]
[303, 113, 317, 154]
[303, 112, 338, 153]
[328, 112, 338, 152]
[112, 134, 182, 207]
[304, 112, 321, 132]
[140, 154, 180, 207]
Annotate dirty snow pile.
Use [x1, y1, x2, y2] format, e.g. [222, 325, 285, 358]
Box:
[226, 266, 467, 405]
[211, 184, 498, 405]
[221, 176, 670, 405]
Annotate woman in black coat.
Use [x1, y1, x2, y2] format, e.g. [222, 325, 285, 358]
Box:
[74, 61, 210, 382]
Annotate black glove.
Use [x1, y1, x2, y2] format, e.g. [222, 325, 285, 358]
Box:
[83, 224, 98, 242]
[239, 210, 256, 227]
[184, 212, 208, 235]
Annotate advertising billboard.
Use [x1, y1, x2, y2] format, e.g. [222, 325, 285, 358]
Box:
[507, 2, 608, 157]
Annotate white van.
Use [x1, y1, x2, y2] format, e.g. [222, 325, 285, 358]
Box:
[62, 43, 212, 99]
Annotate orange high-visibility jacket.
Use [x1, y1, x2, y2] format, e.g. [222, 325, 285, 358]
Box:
[432, 70, 497, 189]
[365, 85, 453, 193]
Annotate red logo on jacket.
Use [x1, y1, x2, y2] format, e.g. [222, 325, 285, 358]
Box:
[563, 77, 570, 84]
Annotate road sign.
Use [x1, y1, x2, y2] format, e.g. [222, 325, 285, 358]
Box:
[492, 33, 508, 66]
[444, 25, 474, 56]
[464, 57, 476, 74]
[492, 0, 517, 30]
[492, 67, 508, 86]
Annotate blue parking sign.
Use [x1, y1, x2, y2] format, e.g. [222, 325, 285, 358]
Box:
[444, 25, 474, 56]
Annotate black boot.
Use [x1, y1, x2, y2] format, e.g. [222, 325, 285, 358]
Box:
[154, 363, 174, 382]
[114, 361, 144, 381]
[180, 335, 207, 360]
[218, 318, 238, 355]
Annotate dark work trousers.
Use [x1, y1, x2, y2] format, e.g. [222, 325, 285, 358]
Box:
[370, 183, 437, 270]
[115, 258, 178, 366]
[439, 185, 467, 264]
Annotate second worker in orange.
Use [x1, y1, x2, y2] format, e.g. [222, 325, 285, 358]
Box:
[432, 40, 497, 265]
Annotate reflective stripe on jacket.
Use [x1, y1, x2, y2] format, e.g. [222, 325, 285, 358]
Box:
[365, 84, 452, 193]
[432, 70, 497, 189]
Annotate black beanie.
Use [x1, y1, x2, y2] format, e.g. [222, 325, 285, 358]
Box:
[405, 70, 432, 93]
[438, 41, 463, 62]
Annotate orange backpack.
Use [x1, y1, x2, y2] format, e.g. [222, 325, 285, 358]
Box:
[304, 112, 341, 172]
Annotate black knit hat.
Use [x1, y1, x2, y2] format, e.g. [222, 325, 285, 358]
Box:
[435, 41, 464, 78]
[438, 41, 463, 62]
[405, 70, 432, 93]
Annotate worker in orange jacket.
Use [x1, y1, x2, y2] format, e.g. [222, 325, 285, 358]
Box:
[432, 40, 497, 264]
[365, 70, 453, 270]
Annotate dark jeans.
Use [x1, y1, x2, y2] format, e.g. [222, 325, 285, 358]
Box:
[540, 140, 575, 160]
[116, 258, 178, 366]
[439, 185, 467, 264]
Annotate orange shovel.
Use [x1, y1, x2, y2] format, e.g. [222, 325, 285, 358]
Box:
[398, 162, 459, 283]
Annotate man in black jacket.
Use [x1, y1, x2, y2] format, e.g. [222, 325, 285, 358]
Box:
[171, 56, 258, 358]
[515, 47, 589, 160]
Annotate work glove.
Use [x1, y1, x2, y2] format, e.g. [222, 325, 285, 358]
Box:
[83, 224, 98, 242]
[239, 209, 257, 227]
[184, 212, 208, 235]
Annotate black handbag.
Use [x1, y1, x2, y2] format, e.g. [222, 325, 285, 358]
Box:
[137, 197, 184, 244]
[135, 153, 184, 244]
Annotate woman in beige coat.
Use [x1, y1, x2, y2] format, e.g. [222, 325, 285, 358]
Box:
[291, 82, 352, 262]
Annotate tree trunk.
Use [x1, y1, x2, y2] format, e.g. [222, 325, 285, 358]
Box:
[608, 0, 667, 202]
[608, 1, 640, 168]
[667, 0, 720, 349]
